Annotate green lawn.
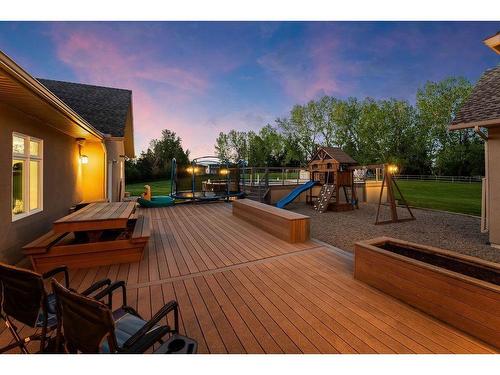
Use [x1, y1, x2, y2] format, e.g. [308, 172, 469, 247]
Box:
[395, 180, 481, 216]
[126, 178, 482, 216]
[126, 179, 171, 196]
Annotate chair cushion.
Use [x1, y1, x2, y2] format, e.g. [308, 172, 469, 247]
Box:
[100, 308, 164, 353]
[35, 293, 57, 328]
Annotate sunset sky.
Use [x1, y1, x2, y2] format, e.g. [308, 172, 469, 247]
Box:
[0, 21, 498, 157]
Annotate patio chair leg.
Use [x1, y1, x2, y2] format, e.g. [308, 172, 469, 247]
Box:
[1, 316, 29, 354]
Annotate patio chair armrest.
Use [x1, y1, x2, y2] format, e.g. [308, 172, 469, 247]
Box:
[123, 300, 179, 350]
[42, 266, 69, 288]
[81, 278, 112, 297]
[93, 280, 127, 308]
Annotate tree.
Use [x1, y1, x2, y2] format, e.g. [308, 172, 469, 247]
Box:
[416, 77, 482, 175]
[227, 130, 248, 162]
[125, 129, 190, 183]
[215, 132, 230, 162]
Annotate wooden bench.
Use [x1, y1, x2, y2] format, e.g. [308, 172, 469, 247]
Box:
[22, 230, 67, 255]
[131, 215, 151, 243]
[232, 199, 310, 243]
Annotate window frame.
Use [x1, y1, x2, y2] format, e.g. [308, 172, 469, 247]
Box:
[11, 132, 44, 222]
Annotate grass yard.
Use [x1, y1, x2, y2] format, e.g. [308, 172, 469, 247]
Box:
[126, 178, 482, 216]
[126, 179, 171, 196]
[395, 180, 481, 216]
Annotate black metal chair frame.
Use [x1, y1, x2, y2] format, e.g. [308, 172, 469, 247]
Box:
[0, 263, 111, 354]
[52, 279, 179, 353]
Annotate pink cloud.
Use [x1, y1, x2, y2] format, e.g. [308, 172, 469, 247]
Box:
[48, 26, 212, 154]
[257, 35, 356, 102]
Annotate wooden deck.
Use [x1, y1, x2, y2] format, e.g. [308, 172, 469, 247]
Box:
[1, 203, 497, 353]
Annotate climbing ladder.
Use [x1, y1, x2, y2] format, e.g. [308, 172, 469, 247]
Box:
[314, 184, 336, 213]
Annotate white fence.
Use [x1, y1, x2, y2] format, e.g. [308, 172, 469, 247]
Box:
[392, 175, 483, 183]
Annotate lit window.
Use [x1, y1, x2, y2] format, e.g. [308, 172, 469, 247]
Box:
[12, 133, 43, 221]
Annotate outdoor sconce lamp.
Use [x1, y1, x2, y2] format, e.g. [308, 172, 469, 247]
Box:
[76, 138, 89, 164]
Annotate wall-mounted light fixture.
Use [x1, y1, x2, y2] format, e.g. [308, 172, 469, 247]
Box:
[76, 138, 89, 164]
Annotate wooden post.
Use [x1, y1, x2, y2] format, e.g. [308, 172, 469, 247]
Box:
[375, 164, 415, 225]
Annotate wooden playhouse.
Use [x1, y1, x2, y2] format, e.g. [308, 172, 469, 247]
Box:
[307, 147, 358, 213]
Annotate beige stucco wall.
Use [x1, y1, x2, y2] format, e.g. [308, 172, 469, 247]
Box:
[0, 103, 83, 264]
[487, 127, 500, 246]
[105, 138, 125, 202]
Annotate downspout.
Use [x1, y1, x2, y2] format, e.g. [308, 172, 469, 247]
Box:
[474, 126, 488, 233]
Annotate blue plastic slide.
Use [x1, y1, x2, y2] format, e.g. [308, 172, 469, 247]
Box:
[276, 180, 318, 209]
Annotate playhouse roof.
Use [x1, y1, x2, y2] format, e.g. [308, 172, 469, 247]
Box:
[309, 146, 358, 165]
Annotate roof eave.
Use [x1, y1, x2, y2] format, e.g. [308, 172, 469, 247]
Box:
[0, 50, 104, 141]
[449, 118, 500, 131]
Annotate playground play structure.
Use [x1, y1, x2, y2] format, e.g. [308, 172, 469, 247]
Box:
[374, 164, 415, 225]
[276, 147, 359, 212]
[170, 156, 245, 202]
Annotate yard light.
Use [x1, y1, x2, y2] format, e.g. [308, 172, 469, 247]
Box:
[387, 164, 398, 174]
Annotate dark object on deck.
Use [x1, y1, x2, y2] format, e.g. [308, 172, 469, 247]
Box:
[0, 263, 111, 353]
[51, 279, 180, 353]
[154, 334, 198, 354]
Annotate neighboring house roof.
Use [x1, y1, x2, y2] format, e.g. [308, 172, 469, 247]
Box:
[309, 146, 358, 165]
[450, 65, 500, 130]
[37, 78, 132, 137]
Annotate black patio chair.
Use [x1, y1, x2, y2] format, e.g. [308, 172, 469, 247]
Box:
[0, 262, 111, 353]
[51, 279, 179, 353]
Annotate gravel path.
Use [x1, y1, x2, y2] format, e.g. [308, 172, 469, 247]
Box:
[288, 202, 500, 263]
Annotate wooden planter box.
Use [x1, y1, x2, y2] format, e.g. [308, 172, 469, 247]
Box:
[354, 237, 500, 349]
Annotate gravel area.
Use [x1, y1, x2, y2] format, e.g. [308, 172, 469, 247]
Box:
[287, 202, 500, 264]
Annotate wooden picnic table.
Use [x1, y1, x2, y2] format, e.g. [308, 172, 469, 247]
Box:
[53, 201, 136, 234]
[24, 201, 150, 272]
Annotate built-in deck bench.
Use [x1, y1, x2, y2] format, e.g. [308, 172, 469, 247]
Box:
[232, 199, 310, 243]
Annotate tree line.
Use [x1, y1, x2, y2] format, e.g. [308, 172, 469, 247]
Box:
[214, 77, 485, 176]
[125, 129, 190, 183]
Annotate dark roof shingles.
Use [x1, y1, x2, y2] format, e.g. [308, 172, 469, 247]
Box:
[451, 65, 500, 126]
[37, 78, 131, 137]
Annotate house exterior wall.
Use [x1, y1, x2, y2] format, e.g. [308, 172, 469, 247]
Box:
[0, 102, 83, 264]
[487, 127, 500, 246]
[105, 138, 125, 202]
[81, 141, 106, 202]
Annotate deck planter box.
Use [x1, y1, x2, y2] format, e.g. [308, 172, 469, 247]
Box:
[354, 237, 500, 349]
